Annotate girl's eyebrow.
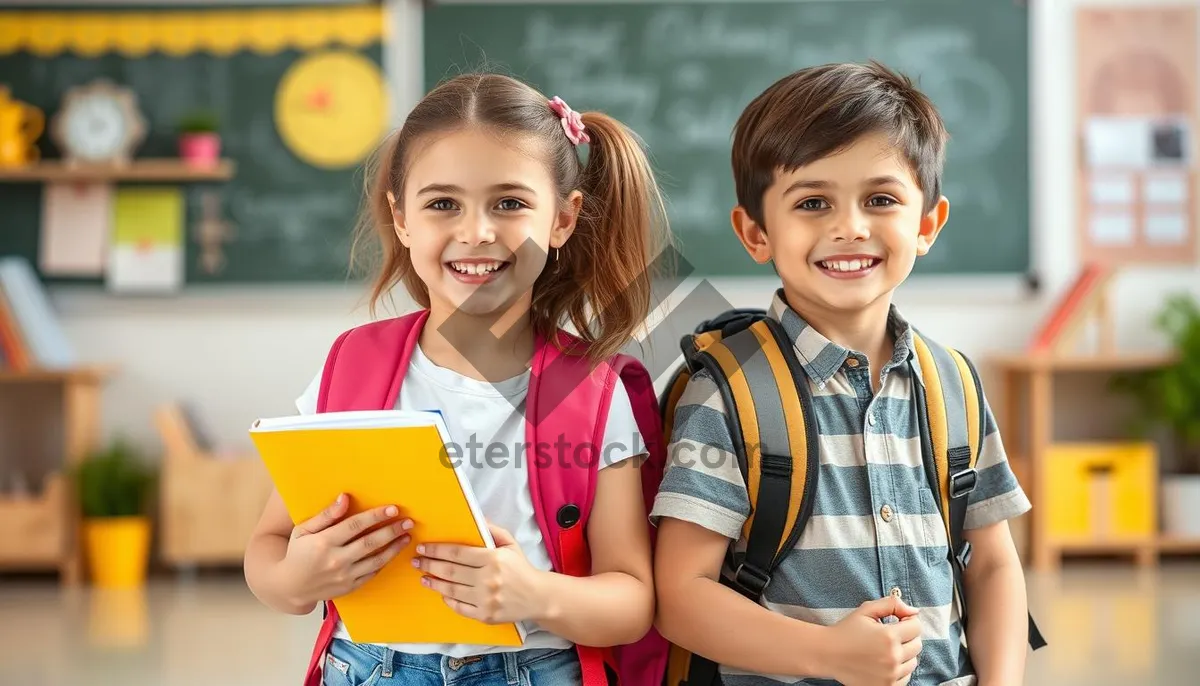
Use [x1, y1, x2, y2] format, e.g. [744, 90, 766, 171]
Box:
[417, 182, 537, 196]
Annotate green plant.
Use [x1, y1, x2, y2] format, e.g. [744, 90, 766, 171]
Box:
[177, 109, 219, 135]
[75, 437, 156, 518]
[1110, 292, 1200, 474]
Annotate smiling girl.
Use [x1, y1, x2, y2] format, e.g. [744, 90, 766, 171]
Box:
[244, 73, 673, 685]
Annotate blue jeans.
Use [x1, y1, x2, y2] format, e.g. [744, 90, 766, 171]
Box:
[322, 638, 583, 686]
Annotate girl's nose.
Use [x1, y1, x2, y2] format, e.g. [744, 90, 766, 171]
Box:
[457, 212, 496, 245]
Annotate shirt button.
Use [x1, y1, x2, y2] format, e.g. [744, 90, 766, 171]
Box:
[868, 413, 877, 427]
[846, 358, 860, 368]
[890, 586, 903, 599]
[880, 504, 893, 522]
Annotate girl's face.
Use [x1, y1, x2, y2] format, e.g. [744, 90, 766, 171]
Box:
[389, 127, 581, 320]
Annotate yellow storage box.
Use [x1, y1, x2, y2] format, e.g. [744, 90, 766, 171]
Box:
[1044, 442, 1157, 542]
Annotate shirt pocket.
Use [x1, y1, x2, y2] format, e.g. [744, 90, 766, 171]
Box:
[918, 487, 950, 568]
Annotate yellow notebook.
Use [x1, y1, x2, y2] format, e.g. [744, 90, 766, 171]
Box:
[249, 410, 525, 647]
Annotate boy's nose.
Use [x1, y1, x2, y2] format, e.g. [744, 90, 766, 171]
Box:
[829, 210, 871, 241]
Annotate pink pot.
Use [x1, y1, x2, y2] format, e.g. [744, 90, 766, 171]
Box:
[179, 133, 220, 168]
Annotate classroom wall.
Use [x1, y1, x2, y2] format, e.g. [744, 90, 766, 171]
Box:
[44, 0, 1200, 454]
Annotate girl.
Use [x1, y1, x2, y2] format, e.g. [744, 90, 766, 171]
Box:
[244, 72, 672, 685]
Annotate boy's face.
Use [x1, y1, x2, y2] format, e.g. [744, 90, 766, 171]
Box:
[731, 131, 949, 320]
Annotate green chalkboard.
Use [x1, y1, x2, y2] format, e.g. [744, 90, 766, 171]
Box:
[424, 1, 1030, 277]
[0, 44, 383, 284]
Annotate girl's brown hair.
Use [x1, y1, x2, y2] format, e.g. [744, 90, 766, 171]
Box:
[351, 73, 671, 362]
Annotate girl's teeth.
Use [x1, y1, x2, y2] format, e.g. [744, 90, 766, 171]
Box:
[452, 261, 502, 275]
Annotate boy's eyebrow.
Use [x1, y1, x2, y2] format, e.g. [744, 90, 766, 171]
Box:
[782, 175, 908, 196]
[417, 182, 537, 196]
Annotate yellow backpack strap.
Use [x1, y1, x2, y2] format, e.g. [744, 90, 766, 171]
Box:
[912, 332, 982, 555]
[662, 310, 821, 686]
[690, 317, 817, 600]
[912, 332, 1049, 651]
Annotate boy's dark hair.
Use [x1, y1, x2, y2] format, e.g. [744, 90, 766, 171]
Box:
[731, 60, 949, 228]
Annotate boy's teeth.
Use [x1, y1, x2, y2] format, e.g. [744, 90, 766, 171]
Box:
[821, 259, 874, 272]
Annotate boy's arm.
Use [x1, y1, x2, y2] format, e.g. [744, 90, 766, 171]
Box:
[961, 391, 1034, 685]
[654, 516, 832, 677]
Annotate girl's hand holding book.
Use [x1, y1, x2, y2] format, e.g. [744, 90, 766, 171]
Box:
[279, 493, 413, 606]
[414, 521, 550, 625]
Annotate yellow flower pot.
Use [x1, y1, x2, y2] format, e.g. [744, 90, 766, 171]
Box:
[83, 516, 151, 588]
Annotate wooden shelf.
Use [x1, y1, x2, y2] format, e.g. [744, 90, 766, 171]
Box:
[989, 352, 1178, 372]
[0, 365, 116, 384]
[0, 363, 115, 584]
[989, 351, 1183, 572]
[0, 158, 235, 182]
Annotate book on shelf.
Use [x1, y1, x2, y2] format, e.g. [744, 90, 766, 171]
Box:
[0, 256, 77, 371]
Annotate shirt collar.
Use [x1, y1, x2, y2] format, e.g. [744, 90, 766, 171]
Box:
[765, 288, 916, 386]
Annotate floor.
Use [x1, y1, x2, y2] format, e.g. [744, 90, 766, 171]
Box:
[1, 564, 1198, 685]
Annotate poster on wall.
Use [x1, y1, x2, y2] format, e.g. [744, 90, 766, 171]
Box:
[1075, 6, 1199, 266]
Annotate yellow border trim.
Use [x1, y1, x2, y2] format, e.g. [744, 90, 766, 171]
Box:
[0, 7, 385, 58]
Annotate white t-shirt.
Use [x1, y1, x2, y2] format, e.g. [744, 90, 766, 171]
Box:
[294, 342, 645, 657]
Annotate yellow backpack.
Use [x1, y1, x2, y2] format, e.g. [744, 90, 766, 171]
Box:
[658, 309, 1046, 686]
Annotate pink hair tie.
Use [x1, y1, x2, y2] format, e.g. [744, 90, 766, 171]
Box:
[548, 96, 590, 145]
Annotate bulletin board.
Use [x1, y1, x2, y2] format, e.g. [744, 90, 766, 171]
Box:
[1076, 6, 1199, 266]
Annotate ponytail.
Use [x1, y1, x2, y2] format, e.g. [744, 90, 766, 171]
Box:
[531, 111, 673, 362]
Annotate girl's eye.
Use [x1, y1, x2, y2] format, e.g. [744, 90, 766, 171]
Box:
[497, 198, 527, 211]
[797, 198, 830, 211]
[867, 195, 897, 207]
[429, 199, 457, 211]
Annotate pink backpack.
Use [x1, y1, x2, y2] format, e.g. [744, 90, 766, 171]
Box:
[304, 309, 670, 686]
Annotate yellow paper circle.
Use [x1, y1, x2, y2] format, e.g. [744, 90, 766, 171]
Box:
[274, 50, 387, 169]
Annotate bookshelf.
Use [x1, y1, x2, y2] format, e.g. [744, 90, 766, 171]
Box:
[989, 352, 1194, 571]
[0, 365, 116, 584]
[0, 159, 235, 183]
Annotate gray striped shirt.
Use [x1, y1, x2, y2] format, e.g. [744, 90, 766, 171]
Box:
[650, 290, 1031, 686]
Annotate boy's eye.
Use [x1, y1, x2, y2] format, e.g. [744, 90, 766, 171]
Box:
[867, 196, 897, 207]
[497, 198, 527, 211]
[797, 198, 830, 211]
[428, 198, 457, 211]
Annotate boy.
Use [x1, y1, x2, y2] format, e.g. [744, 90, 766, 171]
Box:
[651, 62, 1034, 685]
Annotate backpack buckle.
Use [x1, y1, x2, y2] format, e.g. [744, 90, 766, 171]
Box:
[956, 541, 973, 569]
[949, 468, 978, 499]
[733, 561, 772, 597]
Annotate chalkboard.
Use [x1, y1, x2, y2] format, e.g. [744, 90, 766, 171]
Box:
[424, 1, 1030, 277]
[0, 45, 383, 284]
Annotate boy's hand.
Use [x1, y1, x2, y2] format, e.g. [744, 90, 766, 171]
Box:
[416, 522, 549, 625]
[279, 494, 412, 606]
[825, 596, 924, 685]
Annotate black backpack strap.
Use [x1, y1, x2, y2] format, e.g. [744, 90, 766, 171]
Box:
[676, 317, 819, 686]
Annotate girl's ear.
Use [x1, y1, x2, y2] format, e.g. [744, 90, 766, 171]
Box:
[387, 191, 410, 248]
[551, 189, 583, 250]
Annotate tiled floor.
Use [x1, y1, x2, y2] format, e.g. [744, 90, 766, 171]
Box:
[1, 563, 1198, 685]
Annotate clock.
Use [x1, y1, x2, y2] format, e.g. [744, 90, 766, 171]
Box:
[52, 79, 147, 166]
[275, 50, 388, 169]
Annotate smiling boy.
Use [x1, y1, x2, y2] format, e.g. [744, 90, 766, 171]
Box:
[652, 62, 1038, 685]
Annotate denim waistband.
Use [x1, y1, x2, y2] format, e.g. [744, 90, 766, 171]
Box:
[331, 639, 575, 682]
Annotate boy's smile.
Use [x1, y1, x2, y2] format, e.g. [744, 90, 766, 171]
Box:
[732, 131, 949, 328]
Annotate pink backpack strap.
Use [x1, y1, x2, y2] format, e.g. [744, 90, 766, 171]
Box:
[526, 332, 670, 685]
[304, 310, 428, 686]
